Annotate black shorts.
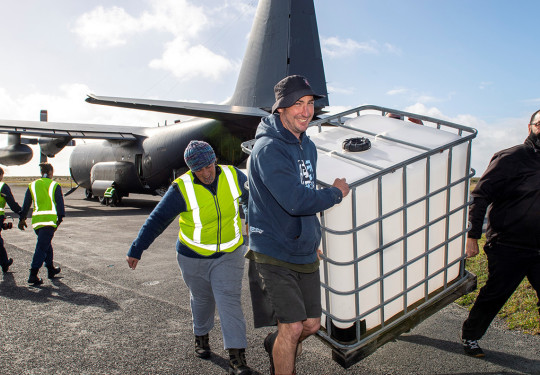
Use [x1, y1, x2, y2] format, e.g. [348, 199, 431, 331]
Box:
[248, 260, 321, 328]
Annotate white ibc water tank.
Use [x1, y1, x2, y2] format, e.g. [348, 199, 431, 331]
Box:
[311, 114, 471, 340]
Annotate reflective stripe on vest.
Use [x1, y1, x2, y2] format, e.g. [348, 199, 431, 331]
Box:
[0, 182, 5, 215]
[176, 165, 243, 255]
[104, 187, 115, 198]
[29, 179, 58, 229]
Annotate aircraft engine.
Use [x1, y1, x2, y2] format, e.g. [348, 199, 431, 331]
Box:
[39, 136, 75, 157]
[0, 143, 33, 166]
[0, 134, 34, 166]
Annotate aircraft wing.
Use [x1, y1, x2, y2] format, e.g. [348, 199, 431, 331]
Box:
[86, 94, 270, 122]
[0, 119, 148, 140]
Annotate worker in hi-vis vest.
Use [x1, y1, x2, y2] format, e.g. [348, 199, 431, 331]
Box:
[126, 140, 252, 375]
[19, 162, 65, 285]
[0, 166, 22, 273]
[103, 183, 118, 206]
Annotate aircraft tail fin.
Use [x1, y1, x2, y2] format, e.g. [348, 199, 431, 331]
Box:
[229, 0, 329, 112]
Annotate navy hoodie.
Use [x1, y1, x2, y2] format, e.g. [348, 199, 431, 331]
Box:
[248, 114, 343, 264]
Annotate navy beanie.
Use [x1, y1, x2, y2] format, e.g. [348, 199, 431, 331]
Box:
[184, 140, 216, 172]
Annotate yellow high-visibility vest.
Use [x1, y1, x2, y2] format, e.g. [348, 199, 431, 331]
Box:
[104, 187, 115, 198]
[175, 165, 243, 256]
[0, 182, 5, 216]
[29, 178, 59, 230]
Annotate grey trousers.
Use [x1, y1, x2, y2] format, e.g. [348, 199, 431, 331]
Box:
[177, 245, 247, 350]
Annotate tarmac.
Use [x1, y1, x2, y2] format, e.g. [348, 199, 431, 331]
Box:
[1, 185, 538, 375]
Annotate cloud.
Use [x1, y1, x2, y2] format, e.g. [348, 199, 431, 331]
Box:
[321, 37, 401, 58]
[404, 103, 445, 119]
[72, 6, 140, 48]
[322, 37, 378, 57]
[72, 0, 243, 81]
[478, 81, 493, 90]
[327, 84, 355, 95]
[387, 88, 409, 96]
[415, 94, 439, 103]
[0, 88, 20, 118]
[383, 43, 402, 55]
[139, 0, 207, 37]
[149, 37, 237, 81]
[387, 88, 441, 104]
[72, 0, 207, 48]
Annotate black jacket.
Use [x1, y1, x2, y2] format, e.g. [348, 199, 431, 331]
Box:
[469, 137, 540, 250]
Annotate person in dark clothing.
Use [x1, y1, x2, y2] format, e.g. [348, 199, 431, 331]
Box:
[19, 162, 65, 285]
[0, 167, 22, 273]
[247, 75, 350, 374]
[461, 109, 540, 357]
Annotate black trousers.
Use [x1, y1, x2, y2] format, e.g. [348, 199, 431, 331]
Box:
[0, 216, 7, 266]
[0, 230, 8, 266]
[462, 243, 540, 340]
[31, 226, 56, 269]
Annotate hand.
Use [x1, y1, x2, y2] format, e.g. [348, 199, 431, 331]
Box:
[332, 178, 350, 198]
[465, 238, 479, 258]
[18, 218, 27, 231]
[317, 249, 323, 260]
[127, 256, 139, 270]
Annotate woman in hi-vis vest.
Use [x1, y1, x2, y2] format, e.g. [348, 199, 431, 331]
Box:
[19, 162, 64, 285]
[127, 141, 252, 375]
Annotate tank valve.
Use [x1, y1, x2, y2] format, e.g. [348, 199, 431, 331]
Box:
[342, 137, 371, 152]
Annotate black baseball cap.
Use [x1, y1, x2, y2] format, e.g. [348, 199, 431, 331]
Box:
[272, 75, 325, 113]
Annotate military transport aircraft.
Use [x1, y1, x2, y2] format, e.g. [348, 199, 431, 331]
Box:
[0, 0, 329, 201]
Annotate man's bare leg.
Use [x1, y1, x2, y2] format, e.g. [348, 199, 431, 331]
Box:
[296, 317, 320, 356]
[273, 318, 320, 374]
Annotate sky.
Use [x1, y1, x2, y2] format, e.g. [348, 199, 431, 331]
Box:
[1, 0, 539, 177]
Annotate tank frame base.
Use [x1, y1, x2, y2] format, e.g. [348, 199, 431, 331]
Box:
[318, 271, 477, 368]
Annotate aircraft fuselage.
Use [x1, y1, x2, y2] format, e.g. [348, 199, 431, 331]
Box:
[69, 117, 256, 196]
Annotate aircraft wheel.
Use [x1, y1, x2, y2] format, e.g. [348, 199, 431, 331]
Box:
[85, 189, 93, 200]
[98, 196, 106, 205]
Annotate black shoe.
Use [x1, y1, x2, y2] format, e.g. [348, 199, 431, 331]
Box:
[264, 331, 278, 375]
[194, 334, 211, 359]
[28, 268, 43, 285]
[462, 339, 485, 357]
[228, 348, 252, 375]
[47, 265, 61, 279]
[2, 258, 13, 273]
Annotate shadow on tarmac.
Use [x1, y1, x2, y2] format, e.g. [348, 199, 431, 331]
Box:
[0, 272, 120, 312]
[397, 334, 540, 374]
[62, 198, 159, 219]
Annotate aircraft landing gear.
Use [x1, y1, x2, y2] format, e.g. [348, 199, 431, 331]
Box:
[85, 189, 93, 200]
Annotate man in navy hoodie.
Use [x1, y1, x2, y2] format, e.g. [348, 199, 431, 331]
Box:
[247, 75, 350, 375]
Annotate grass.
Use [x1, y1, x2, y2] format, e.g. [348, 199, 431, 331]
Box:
[3, 176, 76, 188]
[455, 235, 540, 335]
